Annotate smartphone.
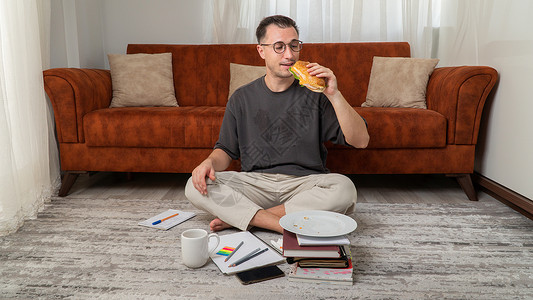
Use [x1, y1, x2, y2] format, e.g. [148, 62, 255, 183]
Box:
[235, 265, 285, 285]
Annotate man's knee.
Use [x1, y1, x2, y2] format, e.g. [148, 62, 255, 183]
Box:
[185, 177, 201, 205]
[325, 174, 357, 212]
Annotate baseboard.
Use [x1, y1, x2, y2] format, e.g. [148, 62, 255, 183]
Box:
[472, 172, 533, 220]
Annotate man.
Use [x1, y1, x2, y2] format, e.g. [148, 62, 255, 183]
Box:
[185, 15, 369, 234]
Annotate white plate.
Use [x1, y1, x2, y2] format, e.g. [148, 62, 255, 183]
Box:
[279, 210, 357, 237]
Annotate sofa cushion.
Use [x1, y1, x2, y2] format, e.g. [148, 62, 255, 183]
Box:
[83, 106, 446, 150]
[352, 107, 447, 149]
[84, 107, 225, 148]
[229, 63, 266, 99]
[362, 57, 439, 109]
[108, 53, 178, 107]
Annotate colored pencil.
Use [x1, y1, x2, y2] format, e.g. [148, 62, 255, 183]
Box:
[228, 247, 269, 267]
[225, 241, 244, 262]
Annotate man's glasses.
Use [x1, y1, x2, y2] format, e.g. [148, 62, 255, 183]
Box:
[260, 40, 303, 54]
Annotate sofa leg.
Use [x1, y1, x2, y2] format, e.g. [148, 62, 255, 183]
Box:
[58, 171, 85, 197]
[448, 174, 478, 201]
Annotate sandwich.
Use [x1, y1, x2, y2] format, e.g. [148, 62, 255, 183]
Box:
[289, 61, 326, 93]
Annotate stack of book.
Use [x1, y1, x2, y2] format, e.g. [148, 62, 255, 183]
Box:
[282, 230, 353, 285]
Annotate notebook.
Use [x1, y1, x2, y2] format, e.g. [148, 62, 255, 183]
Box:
[288, 259, 354, 285]
[138, 209, 196, 230]
[283, 230, 341, 258]
[286, 245, 350, 268]
[209, 231, 285, 275]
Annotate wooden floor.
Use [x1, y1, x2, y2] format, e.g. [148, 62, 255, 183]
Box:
[66, 172, 491, 205]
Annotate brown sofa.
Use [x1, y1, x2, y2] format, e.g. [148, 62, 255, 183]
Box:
[43, 42, 497, 200]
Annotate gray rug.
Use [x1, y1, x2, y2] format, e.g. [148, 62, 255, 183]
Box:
[1, 196, 532, 299]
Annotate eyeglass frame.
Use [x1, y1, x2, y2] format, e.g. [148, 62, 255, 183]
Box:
[260, 39, 303, 54]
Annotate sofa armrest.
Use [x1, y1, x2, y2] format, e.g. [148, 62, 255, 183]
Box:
[426, 66, 498, 145]
[43, 68, 112, 143]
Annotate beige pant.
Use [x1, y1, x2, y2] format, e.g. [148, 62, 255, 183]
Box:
[185, 171, 357, 231]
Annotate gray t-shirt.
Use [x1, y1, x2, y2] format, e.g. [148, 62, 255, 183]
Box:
[215, 76, 349, 176]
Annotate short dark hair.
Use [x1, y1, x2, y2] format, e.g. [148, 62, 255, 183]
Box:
[256, 15, 299, 44]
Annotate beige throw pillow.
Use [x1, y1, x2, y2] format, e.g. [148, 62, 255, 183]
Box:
[362, 57, 439, 109]
[108, 53, 178, 107]
[229, 63, 266, 99]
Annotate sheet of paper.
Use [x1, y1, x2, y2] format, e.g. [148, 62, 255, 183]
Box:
[209, 231, 284, 275]
[270, 238, 283, 254]
[296, 234, 350, 246]
[138, 209, 196, 230]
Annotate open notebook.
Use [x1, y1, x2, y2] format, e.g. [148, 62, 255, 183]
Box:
[209, 231, 284, 275]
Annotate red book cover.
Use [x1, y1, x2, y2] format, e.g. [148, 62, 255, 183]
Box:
[282, 230, 341, 258]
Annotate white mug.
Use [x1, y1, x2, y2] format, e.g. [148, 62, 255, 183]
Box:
[181, 229, 220, 268]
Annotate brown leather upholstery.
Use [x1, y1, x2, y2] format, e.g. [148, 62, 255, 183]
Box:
[354, 107, 446, 149]
[327, 145, 474, 174]
[83, 106, 446, 149]
[84, 106, 224, 148]
[43, 42, 498, 198]
[427, 66, 497, 144]
[44, 68, 112, 143]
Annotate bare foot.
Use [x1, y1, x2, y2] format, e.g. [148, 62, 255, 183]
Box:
[210, 218, 233, 232]
[249, 209, 283, 234]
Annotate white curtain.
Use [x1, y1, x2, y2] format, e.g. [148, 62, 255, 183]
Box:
[434, 0, 533, 66]
[0, 0, 60, 236]
[203, 0, 441, 58]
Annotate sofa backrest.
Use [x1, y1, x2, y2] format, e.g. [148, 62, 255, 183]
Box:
[127, 42, 410, 107]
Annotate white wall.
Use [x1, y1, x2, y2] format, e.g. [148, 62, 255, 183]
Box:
[50, 0, 207, 69]
[101, 0, 206, 61]
[435, 0, 533, 200]
[473, 3, 533, 199]
[49, 1, 533, 199]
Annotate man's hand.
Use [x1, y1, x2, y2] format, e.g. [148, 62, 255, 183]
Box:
[306, 62, 370, 149]
[306, 62, 339, 98]
[190, 148, 232, 195]
[191, 159, 216, 195]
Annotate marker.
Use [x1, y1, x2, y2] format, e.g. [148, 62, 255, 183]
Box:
[152, 213, 179, 225]
[228, 248, 269, 267]
[225, 241, 244, 262]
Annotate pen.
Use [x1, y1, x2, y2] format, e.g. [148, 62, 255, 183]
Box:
[228, 247, 260, 267]
[225, 241, 244, 262]
[152, 213, 179, 225]
[228, 247, 269, 267]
